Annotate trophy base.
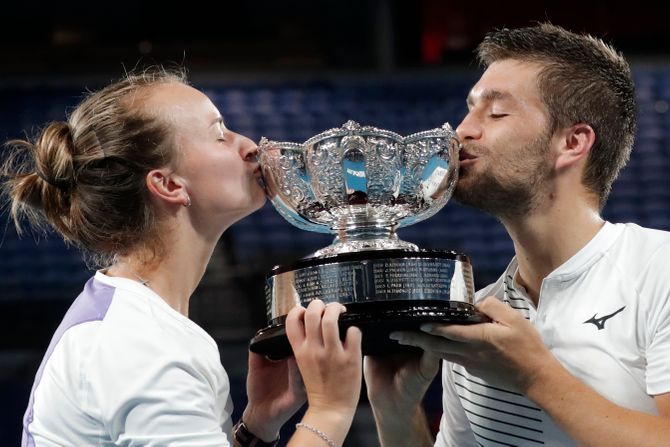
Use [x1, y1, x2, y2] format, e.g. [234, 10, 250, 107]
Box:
[249, 299, 487, 359]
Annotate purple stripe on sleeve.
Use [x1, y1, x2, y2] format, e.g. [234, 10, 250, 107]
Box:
[22, 276, 116, 447]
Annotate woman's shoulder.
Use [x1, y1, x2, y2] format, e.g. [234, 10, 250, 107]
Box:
[77, 277, 229, 408]
[37, 274, 219, 378]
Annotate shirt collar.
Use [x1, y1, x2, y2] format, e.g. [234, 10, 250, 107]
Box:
[504, 221, 624, 286]
[545, 221, 624, 281]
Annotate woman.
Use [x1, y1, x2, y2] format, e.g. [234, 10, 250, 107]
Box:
[2, 68, 362, 446]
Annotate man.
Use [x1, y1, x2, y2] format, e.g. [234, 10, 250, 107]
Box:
[364, 23, 670, 446]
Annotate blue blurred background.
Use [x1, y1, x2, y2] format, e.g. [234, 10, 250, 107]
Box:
[1, 1, 669, 445]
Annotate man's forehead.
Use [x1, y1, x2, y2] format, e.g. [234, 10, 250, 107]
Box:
[467, 61, 543, 106]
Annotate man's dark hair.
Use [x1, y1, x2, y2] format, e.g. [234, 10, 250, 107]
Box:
[477, 23, 637, 208]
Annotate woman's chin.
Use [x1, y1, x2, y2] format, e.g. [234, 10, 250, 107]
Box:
[238, 194, 267, 220]
[253, 189, 267, 209]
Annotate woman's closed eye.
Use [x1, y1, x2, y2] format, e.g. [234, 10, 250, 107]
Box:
[216, 126, 229, 142]
[213, 116, 228, 141]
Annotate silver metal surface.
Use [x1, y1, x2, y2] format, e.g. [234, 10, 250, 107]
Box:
[251, 121, 479, 357]
[266, 254, 475, 321]
[258, 120, 460, 256]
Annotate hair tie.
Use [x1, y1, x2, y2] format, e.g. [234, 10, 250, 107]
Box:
[35, 170, 74, 192]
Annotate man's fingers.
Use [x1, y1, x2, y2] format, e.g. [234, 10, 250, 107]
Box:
[417, 297, 516, 343]
[419, 322, 487, 343]
[390, 331, 469, 357]
[476, 296, 518, 324]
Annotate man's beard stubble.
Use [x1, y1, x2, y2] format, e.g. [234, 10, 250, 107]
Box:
[453, 135, 554, 221]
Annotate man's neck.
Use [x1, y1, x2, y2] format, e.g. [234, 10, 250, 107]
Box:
[503, 203, 604, 306]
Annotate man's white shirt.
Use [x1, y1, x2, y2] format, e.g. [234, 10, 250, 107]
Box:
[436, 222, 670, 446]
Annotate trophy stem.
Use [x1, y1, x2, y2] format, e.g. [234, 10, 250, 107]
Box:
[312, 223, 418, 257]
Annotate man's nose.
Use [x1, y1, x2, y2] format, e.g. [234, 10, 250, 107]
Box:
[455, 113, 482, 142]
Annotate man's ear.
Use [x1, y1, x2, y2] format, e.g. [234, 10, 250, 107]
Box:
[146, 169, 189, 207]
[555, 123, 596, 171]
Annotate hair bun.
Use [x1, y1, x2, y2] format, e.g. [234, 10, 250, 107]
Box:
[34, 121, 76, 192]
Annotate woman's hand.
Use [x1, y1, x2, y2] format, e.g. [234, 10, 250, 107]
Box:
[286, 300, 362, 417]
[363, 351, 440, 447]
[364, 350, 440, 415]
[242, 351, 307, 442]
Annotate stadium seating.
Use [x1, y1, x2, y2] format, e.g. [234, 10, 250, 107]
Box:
[2, 68, 669, 300]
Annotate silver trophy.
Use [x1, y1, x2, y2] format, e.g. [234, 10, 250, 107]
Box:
[250, 120, 485, 358]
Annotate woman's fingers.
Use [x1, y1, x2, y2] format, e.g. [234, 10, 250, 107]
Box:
[290, 300, 362, 417]
[303, 300, 326, 346]
[285, 305, 306, 347]
[289, 300, 360, 355]
[344, 326, 362, 355]
[285, 356, 306, 396]
[321, 302, 346, 350]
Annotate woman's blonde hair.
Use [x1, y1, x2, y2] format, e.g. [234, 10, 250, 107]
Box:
[1, 67, 188, 266]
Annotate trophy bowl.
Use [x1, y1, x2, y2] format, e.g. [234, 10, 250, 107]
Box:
[249, 120, 486, 358]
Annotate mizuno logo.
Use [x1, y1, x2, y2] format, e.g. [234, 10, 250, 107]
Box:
[583, 306, 626, 330]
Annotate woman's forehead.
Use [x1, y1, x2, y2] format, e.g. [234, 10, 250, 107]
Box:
[143, 83, 220, 128]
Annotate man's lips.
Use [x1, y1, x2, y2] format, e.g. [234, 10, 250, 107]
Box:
[459, 150, 478, 166]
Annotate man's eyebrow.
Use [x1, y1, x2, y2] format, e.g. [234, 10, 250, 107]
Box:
[466, 89, 513, 106]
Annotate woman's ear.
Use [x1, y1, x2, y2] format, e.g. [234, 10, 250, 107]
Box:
[146, 169, 190, 207]
[555, 123, 596, 171]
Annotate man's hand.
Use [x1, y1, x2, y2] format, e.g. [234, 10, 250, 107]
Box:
[390, 297, 554, 392]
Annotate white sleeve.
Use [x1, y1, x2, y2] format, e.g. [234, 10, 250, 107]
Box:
[106, 360, 231, 446]
[643, 242, 670, 396]
[86, 340, 233, 447]
[434, 361, 478, 447]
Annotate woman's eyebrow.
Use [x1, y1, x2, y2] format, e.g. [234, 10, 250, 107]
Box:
[209, 116, 224, 127]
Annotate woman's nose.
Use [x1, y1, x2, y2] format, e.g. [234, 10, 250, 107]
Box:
[238, 134, 258, 161]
